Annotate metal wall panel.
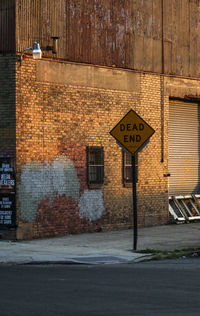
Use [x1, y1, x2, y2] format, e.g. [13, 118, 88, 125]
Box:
[16, 0, 66, 58]
[169, 100, 200, 195]
[0, 0, 15, 53]
[15, 0, 200, 77]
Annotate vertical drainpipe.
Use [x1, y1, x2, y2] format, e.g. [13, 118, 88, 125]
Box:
[160, 0, 164, 163]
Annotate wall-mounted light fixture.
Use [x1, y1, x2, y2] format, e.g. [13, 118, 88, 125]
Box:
[19, 37, 59, 65]
[19, 42, 42, 64]
[32, 42, 43, 59]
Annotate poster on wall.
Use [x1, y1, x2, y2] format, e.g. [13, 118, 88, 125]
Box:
[0, 193, 16, 227]
[0, 158, 15, 190]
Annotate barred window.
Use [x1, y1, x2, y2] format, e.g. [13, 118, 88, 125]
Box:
[123, 151, 132, 183]
[87, 147, 104, 185]
[122, 150, 138, 184]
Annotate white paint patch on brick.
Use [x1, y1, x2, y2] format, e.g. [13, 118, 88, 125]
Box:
[19, 156, 80, 223]
[78, 190, 104, 222]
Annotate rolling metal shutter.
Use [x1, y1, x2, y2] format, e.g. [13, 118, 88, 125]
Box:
[169, 100, 200, 196]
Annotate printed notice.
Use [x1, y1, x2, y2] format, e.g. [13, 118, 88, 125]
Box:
[0, 194, 15, 226]
[0, 158, 15, 189]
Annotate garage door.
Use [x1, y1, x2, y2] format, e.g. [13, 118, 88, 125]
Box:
[169, 100, 200, 196]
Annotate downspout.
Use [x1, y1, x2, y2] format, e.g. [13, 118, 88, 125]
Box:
[160, 0, 165, 163]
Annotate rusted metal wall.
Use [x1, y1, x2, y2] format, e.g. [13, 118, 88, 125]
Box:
[15, 0, 200, 77]
[0, 0, 15, 53]
[164, 0, 200, 77]
[16, 0, 66, 58]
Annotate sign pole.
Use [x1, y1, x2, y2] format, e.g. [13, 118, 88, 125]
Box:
[132, 154, 137, 251]
[109, 109, 155, 252]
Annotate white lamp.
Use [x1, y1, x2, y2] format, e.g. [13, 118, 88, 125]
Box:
[20, 42, 42, 64]
[32, 42, 42, 59]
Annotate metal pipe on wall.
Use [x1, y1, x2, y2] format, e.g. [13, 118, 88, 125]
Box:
[160, 0, 165, 163]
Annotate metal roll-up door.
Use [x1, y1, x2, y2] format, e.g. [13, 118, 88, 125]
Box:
[169, 100, 200, 196]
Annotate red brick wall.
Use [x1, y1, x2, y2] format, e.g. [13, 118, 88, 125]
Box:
[15, 58, 169, 239]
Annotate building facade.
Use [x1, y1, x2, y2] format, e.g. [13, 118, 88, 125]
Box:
[0, 0, 200, 239]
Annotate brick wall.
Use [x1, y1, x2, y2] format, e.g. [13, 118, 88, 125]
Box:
[137, 74, 169, 226]
[15, 58, 169, 239]
[0, 55, 16, 156]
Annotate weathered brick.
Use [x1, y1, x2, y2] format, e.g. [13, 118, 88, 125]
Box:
[13, 59, 169, 239]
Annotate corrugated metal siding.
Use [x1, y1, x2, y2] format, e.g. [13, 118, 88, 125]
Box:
[169, 100, 200, 195]
[0, 0, 15, 53]
[15, 0, 200, 77]
[65, 0, 132, 67]
[16, 0, 66, 59]
[16, 0, 162, 68]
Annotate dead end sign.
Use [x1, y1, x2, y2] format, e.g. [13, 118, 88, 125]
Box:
[110, 109, 155, 251]
[110, 109, 155, 155]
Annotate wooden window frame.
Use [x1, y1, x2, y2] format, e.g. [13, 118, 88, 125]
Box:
[87, 146, 104, 188]
[122, 150, 138, 186]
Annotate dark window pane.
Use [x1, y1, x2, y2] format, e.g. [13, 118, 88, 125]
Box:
[87, 147, 104, 185]
[123, 151, 137, 184]
[125, 166, 132, 182]
[123, 151, 132, 184]
[89, 148, 103, 165]
[125, 152, 132, 165]
[89, 166, 104, 184]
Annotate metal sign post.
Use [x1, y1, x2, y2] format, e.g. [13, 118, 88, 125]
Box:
[132, 154, 138, 250]
[110, 109, 155, 252]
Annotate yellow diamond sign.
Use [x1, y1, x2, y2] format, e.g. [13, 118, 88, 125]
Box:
[110, 109, 155, 155]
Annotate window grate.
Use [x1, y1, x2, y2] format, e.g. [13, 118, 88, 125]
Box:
[87, 147, 104, 185]
[122, 150, 138, 184]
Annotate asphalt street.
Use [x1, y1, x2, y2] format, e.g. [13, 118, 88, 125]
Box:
[0, 258, 200, 316]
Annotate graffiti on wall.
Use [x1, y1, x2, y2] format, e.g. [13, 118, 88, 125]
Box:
[19, 155, 104, 233]
[175, 159, 195, 192]
[79, 190, 104, 222]
[19, 156, 80, 223]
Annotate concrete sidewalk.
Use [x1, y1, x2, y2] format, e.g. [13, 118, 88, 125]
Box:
[0, 223, 200, 264]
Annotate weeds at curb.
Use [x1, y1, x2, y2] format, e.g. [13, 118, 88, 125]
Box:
[137, 248, 200, 261]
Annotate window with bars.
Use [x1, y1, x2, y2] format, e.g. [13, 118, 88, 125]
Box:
[122, 150, 138, 184]
[87, 147, 104, 186]
[123, 150, 132, 183]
